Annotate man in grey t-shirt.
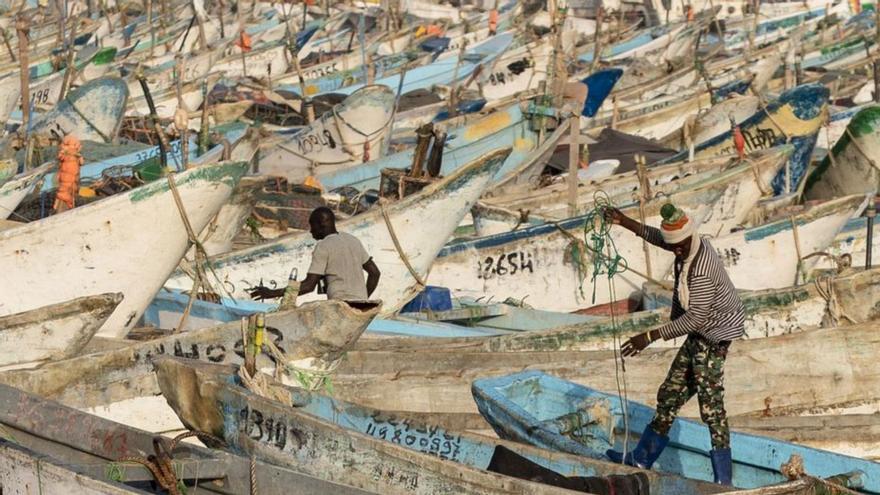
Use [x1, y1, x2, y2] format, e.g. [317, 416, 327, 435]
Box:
[249, 207, 381, 302]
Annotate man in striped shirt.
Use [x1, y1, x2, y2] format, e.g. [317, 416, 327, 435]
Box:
[604, 203, 744, 485]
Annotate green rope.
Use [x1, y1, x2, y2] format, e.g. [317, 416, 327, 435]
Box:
[576, 192, 629, 304]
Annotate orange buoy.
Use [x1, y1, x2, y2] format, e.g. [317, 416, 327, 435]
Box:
[54, 134, 83, 212]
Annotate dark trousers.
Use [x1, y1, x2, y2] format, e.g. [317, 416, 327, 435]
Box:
[649, 334, 731, 449]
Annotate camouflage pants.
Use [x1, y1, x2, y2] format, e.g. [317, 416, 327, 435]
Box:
[649, 334, 731, 449]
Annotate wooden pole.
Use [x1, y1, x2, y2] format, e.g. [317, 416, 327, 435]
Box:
[199, 78, 209, 155]
[567, 115, 579, 217]
[874, 7, 880, 102]
[590, 7, 604, 72]
[218, 0, 226, 39]
[147, 0, 155, 57]
[16, 15, 30, 133]
[1, 29, 15, 62]
[58, 19, 79, 102]
[194, 0, 208, 51]
[636, 154, 653, 279]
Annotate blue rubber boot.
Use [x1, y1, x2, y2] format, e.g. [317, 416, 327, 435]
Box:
[710, 448, 733, 485]
[605, 425, 669, 469]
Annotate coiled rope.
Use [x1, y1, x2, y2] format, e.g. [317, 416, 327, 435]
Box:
[576, 191, 632, 463]
[578, 191, 629, 305]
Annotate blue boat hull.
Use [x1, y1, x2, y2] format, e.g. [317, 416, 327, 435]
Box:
[473, 370, 880, 491]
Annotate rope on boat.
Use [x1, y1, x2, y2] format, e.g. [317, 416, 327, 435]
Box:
[780, 454, 864, 495]
[843, 125, 880, 172]
[167, 174, 231, 330]
[378, 198, 427, 288]
[570, 191, 632, 465]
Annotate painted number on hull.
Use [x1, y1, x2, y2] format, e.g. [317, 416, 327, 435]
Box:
[364, 413, 462, 461]
[477, 251, 534, 279]
[716, 247, 741, 267]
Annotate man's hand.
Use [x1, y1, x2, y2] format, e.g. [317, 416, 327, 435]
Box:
[248, 285, 284, 301]
[603, 206, 624, 225]
[621, 331, 656, 357]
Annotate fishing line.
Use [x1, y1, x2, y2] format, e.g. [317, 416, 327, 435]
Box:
[580, 190, 631, 464]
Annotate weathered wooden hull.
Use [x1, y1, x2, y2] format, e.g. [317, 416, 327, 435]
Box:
[258, 85, 396, 182]
[329, 324, 880, 426]
[30, 76, 129, 143]
[0, 161, 247, 337]
[0, 382, 371, 494]
[154, 356, 730, 494]
[165, 149, 510, 314]
[0, 293, 121, 368]
[710, 194, 867, 290]
[474, 146, 791, 237]
[153, 357, 622, 495]
[323, 32, 513, 97]
[804, 105, 880, 200]
[318, 102, 541, 192]
[730, 414, 880, 460]
[0, 164, 50, 220]
[0, 441, 140, 494]
[472, 370, 879, 491]
[0, 301, 378, 432]
[431, 160, 794, 312]
[354, 266, 880, 353]
[664, 83, 828, 194]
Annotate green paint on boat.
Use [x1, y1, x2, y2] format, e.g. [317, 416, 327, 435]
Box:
[805, 105, 880, 191]
[129, 162, 248, 203]
[92, 47, 118, 66]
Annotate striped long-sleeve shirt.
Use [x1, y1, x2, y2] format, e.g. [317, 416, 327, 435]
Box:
[639, 226, 745, 343]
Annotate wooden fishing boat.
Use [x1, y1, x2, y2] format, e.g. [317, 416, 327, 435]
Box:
[429, 159, 791, 312]
[0, 164, 52, 220]
[729, 414, 880, 460]
[328, 323, 880, 424]
[473, 146, 792, 237]
[321, 32, 513, 97]
[0, 161, 247, 337]
[472, 370, 876, 490]
[354, 266, 880, 353]
[589, 90, 713, 140]
[657, 94, 761, 149]
[29, 76, 129, 144]
[164, 149, 511, 314]
[258, 85, 396, 182]
[141, 284, 605, 335]
[0, 300, 379, 432]
[154, 355, 737, 494]
[0, 292, 121, 368]
[0, 441, 141, 494]
[0, 382, 372, 494]
[711, 194, 867, 290]
[318, 85, 618, 192]
[804, 105, 880, 200]
[664, 83, 829, 194]
[153, 356, 707, 495]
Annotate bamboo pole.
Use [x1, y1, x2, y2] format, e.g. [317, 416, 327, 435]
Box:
[567, 114, 579, 217]
[16, 15, 30, 133]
